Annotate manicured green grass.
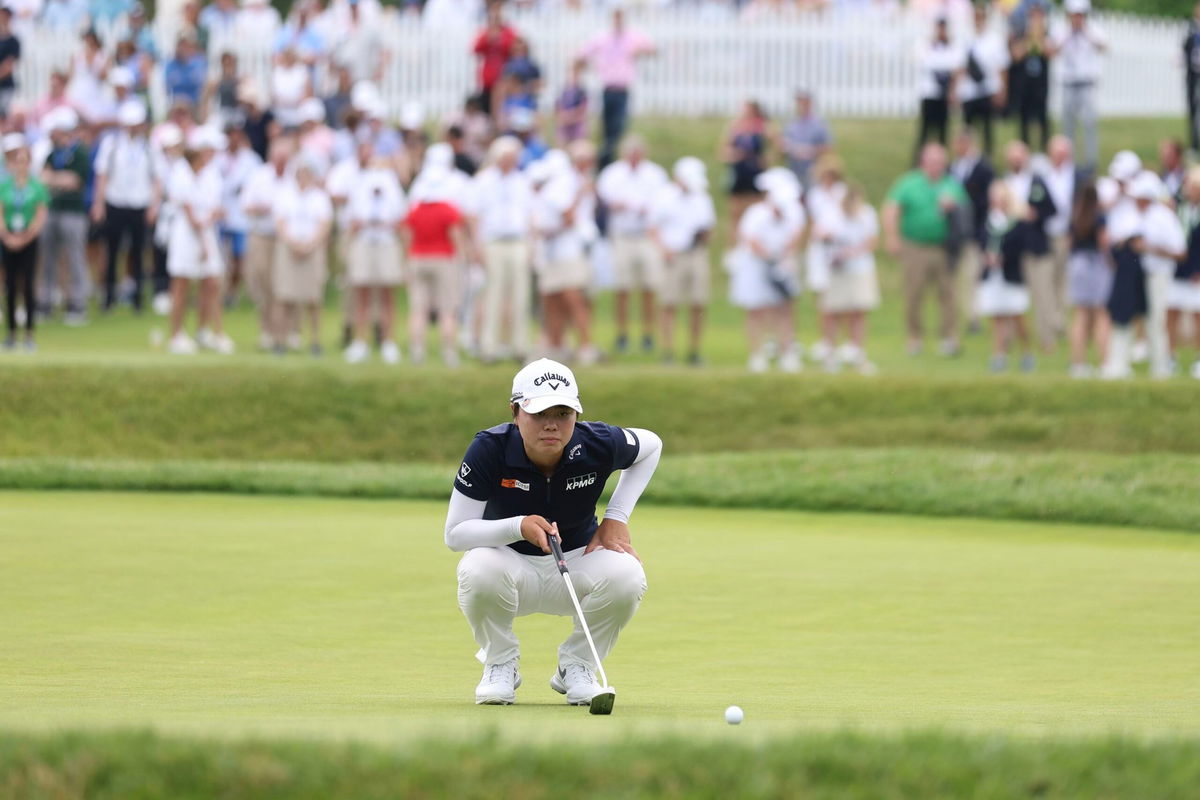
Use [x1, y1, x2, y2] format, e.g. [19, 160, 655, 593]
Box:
[7, 116, 1195, 376]
[3, 492, 1197, 742]
[2, 447, 1199, 532]
[4, 366, 1200, 464]
[3, 729, 1200, 799]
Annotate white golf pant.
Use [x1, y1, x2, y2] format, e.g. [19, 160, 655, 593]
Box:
[1145, 271, 1172, 378]
[457, 545, 647, 669]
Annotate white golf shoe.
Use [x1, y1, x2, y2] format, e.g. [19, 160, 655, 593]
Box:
[550, 662, 605, 706]
[168, 332, 198, 355]
[475, 658, 521, 705]
[343, 340, 369, 364]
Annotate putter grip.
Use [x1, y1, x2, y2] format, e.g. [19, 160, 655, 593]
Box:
[548, 532, 568, 574]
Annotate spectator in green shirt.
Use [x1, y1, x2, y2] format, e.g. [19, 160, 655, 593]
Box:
[0, 135, 50, 351]
[38, 107, 92, 325]
[883, 142, 969, 357]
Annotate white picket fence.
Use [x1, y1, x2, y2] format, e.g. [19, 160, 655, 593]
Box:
[11, 6, 1191, 122]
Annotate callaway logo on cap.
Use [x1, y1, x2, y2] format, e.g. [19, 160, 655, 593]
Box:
[510, 358, 583, 414]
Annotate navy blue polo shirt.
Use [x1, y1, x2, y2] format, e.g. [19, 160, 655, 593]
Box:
[454, 421, 641, 556]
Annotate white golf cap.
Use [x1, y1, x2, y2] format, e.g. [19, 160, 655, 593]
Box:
[188, 125, 224, 151]
[157, 122, 184, 149]
[1064, 0, 1090, 13]
[1108, 150, 1142, 182]
[109, 66, 135, 89]
[510, 358, 583, 414]
[525, 156, 555, 185]
[45, 106, 79, 132]
[2, 132, 26, 153]
[300, 97, 326, 124]
[1129, 170, 1165, 201]
[350, 80, 380, 111]
[673, 156, 708, 191]
[117, 100, 147, 127]
[410, 166, 453, 203]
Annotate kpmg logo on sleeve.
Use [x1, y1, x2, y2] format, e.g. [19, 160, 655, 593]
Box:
[565, 472, 597, 491]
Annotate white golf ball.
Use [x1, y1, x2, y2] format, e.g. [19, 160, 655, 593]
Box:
[724, 705, 744, 725]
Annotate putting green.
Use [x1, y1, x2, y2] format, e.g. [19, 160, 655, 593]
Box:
[2, 491, 1197, 743]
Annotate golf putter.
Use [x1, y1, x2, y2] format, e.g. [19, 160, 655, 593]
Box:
[548, 527, 617, 715]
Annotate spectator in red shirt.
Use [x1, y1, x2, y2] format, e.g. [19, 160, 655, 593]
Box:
[404, 169, 469, 366]
[471, 0, 518, 120]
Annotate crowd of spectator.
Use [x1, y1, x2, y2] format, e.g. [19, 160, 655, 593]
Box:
[0, 0, 1196, 381]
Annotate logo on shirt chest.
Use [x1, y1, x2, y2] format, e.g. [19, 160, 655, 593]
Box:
[501, 478, 531, 491]
[565, 472, 597, 491]
[568, 444, 584, 461]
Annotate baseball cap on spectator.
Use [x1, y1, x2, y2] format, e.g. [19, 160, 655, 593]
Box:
[1064, 0, 1090, 13]
[1108, 151, 1142, 182]
[2, 132, 26, 153]
[411, 168, 454, 203]
[510, 358, 583, 414]
[44, 106, 79, 132]
[158, 123, 184, 149]
[508, 107, 536, 132]
[300, 97, 326, 124]
[400, 101, 424, 130]
[117, 101, 147, 127]
[188, 125, 225, 151]
[1129, 171, 1164, 201]
[109, 66, 134, 89]
[674, 156, 708, 192]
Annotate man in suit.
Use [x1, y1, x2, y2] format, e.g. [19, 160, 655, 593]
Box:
[951, 128, 995, 333]
[1004, 140, 1059, 353]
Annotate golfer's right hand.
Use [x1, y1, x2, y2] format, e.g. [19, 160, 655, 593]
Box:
[521, 515, 555, 554]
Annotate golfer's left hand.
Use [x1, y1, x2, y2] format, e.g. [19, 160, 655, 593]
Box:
[587, 519, 640, 561]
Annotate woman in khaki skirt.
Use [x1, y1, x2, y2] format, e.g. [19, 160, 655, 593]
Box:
[818, 183, 881, 374]
[272, 162, 333, 356]
[344, 163, 407, 365]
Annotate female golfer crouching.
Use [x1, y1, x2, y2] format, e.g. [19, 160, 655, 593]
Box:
[446, 358, 662, 706]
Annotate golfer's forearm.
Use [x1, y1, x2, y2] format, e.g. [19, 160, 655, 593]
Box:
[603, 429, 662, 524]
[444, 490, 523, 551]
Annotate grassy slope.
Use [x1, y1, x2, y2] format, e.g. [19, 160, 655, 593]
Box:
[1, 447, 1199, 532]
[3, 492, 1198, 741]
[3, 366, 1200, 462]
[3, 730, 1200, 800]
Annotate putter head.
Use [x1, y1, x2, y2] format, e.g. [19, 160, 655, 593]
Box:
[588, 688, 616, 715]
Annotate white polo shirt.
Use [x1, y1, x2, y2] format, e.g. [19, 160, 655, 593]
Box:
[1042, 161, 1077, 238]
[241, 164, 291, 237]
[918, 41, 964, 101]
[597, 158, 669, 237]
[470, 166, 533, 242]
[217, 146, 263, 234]
[1052, 22, 1106, 86]
[829, 204, 880, 275]
[95, 131, 156, 209]
[1141, 203, 1186, 276]
[274, 185, 333, 246]
[169, 160, 222, 226]
[534, 170, 597, 263]
[325, 156, 366, 231]
[1106, 196, 1141, 245]
[347, 168, 407, 242]
[651, 182, 715, 255]
[959, 33, 1010, 103]
[739, 200, 806, 261]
